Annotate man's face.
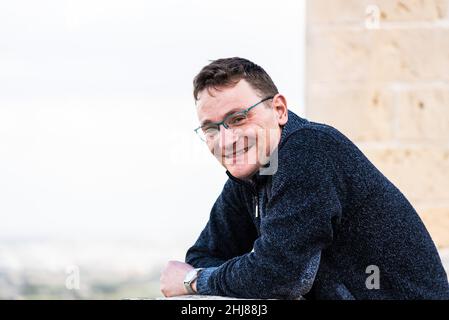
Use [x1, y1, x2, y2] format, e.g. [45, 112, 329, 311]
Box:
[196, 79, 288, 179]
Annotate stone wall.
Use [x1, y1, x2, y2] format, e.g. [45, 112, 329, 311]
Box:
[305, 0, 449, 247]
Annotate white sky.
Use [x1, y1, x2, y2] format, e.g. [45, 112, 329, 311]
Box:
[0, 0, 306, 245]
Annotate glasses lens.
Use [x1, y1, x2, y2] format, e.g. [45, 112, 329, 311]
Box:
[195, 129, 207, 141]
[197, 125, 219, 142]
[225, 111, 248, 128]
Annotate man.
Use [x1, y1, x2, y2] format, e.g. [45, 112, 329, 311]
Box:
[160, 57, 449, 299]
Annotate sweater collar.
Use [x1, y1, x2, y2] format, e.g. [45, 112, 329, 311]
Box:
[278, 110, 309, 149]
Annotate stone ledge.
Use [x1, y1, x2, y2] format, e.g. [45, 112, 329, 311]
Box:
[156, 295, 253, 300]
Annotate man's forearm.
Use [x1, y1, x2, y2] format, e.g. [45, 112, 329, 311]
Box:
[185, 247, 227, 268]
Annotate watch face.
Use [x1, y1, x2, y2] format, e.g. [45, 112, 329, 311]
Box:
[184, 269, 197, 283]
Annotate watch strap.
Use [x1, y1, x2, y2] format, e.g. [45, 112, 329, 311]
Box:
[184, 268, 203, 294]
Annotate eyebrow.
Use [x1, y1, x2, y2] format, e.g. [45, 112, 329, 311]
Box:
[200, 107, 245, 126]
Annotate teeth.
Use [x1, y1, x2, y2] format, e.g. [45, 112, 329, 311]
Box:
[226, 147, 249, 158]
[235, 149, 246, 156]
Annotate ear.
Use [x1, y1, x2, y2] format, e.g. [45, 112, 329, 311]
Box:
[272, 94, 288, 126]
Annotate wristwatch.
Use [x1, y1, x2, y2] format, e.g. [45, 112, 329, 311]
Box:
[183, 268, 203, 294]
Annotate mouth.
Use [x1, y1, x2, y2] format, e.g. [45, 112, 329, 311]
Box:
[225, 146, 250, 159]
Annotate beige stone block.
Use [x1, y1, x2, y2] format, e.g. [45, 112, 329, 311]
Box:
[307, 0, 449, 24]
[370, 28, 449, 82]
[417, 207, 449, 248]
[307, 28, 372, 82]
[307, 0, 367, 24]
[395, 86, 449, 142]
[307, 28, 449, 82]
[375, 0, 449, 22]
[306, 84, 394, 142]
[360, 146, 449, 203]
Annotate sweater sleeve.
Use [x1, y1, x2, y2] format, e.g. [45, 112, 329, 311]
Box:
[185, 179, 259, 268]
[195, 129, 343, 299]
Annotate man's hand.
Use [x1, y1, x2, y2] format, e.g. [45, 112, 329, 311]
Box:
[160, 260, 195, 297]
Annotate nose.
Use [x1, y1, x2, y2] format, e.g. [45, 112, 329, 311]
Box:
[218, 126, 239, 153]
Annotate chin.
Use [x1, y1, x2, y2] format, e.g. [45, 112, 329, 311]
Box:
[218, 145, 263, 179]
[226, 163, 260, 180]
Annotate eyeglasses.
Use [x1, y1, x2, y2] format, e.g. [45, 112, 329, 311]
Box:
[194, 96, 274, 142]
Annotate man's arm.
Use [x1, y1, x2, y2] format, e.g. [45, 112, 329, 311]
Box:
[185, 178, 259, 268]
[195, 129, 343, 299]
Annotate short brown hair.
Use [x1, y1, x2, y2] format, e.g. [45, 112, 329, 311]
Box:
[193, 57, 279, 101]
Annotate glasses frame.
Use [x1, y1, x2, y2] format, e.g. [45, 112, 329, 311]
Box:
[194, 96, 274, 142]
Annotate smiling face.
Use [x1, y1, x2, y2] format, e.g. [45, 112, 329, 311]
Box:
[196, 79, 288, 179]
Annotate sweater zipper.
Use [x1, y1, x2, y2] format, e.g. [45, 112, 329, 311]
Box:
[225, 170, 260, 218]
[254, 195, 259, 218]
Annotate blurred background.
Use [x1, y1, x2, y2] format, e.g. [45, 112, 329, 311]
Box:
[0, 0, 447, 299]
[0, 0, 305, 298]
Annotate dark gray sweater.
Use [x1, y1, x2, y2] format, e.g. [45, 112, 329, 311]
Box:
[185, 110, 449, 299]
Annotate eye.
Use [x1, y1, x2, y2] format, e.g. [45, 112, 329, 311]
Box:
[227, 114, 247, 126]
